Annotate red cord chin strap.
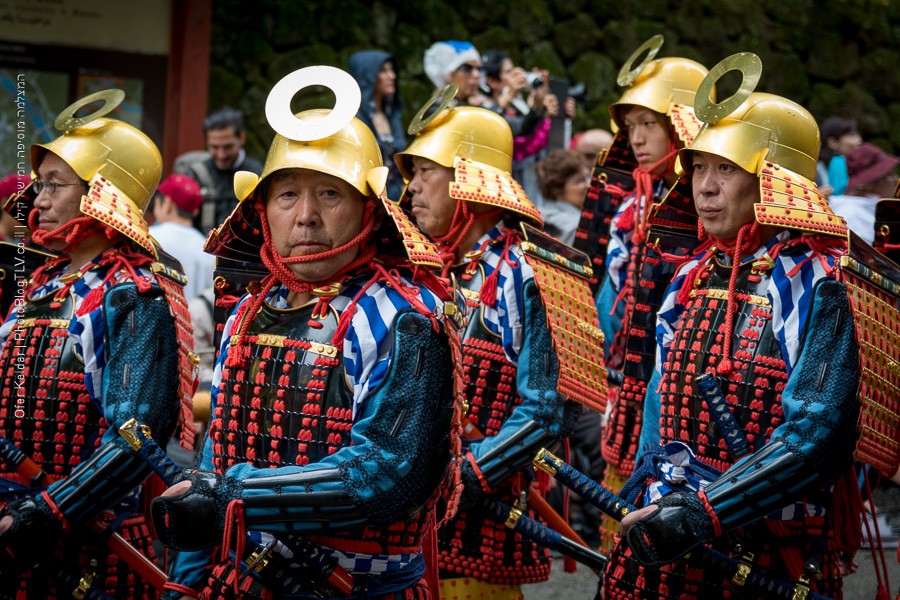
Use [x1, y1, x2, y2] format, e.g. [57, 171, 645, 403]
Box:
[29, 208, 112, 253]
[231, 199, 379, 346]
[617, 141, 678, 245]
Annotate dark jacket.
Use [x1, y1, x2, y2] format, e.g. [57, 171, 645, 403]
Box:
[348, 50, 407, 201]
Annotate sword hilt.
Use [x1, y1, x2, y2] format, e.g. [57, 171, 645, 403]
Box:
[534, 448, 632, 520]
[119, 418, 184, 486]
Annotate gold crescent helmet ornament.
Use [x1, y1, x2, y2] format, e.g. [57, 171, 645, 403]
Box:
[616, 34, 665, 87]
[54, 89, 126, 132]
[609, 35, 710, 147]
[682, 52, 847, 238]
[692, 52, 763, 124]
[408, 83, 457, 136]
[30, 88, 162, 257]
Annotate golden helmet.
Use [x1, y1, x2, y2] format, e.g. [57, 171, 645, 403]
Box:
[681, 92, 820, 181]
[206, 65, 444, 269]
[232, 109, 383, 202]
[396, 100, 513, 177]
[609, 36, 709, 145]
[30, 90, 162, 256]
[395, 86, 541, 226]
[680, 53, 846, 238]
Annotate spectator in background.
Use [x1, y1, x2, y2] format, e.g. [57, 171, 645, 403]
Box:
[536, 149, 590, 245]
[149, 174, 216, 300]
[480, 49, 565, 204]
[424, 40, 487, 106]
[176, 107, 264, 233]
[827, 142, 899, 244]
[818, 116, 863, 197]
[570, 128, 614, 165]
[348, 50, 407, 200]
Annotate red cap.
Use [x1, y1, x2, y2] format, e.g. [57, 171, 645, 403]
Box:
[158, 174, 203, 214]
[0, 174, 31, 198]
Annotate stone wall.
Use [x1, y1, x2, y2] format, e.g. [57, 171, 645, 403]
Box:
[209, 0, 900, 160]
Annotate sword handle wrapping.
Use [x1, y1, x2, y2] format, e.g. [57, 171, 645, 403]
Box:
[534, 448, 633, 520]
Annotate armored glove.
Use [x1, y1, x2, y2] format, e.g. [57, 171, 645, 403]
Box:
[0, 495, 63, 577]
[624, 491, 717, 566]
[151, 469, 242, 551]
[456, 453, 492, 513]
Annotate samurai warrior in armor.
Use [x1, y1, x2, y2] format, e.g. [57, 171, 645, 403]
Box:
[153, 67, 464, 599]
[592, 36, 710, 549]
[395, 87, 607, 600]
[0, 90, 195, 598]
[606, 54, 900, 599]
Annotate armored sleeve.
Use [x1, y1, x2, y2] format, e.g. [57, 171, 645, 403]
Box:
[465, 278, 581, 490]
[704, 279, 861, 529]
[43, 282, 181, 523]
[221, 309, 455, 533]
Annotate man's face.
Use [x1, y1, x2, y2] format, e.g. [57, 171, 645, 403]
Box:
[407, 156, 456, 238]
[449, 61, 481, 102]
[622, 106, 672, 174]
[691, 151, 760, 240]
[265, 169, 365, 282]
[33, 152, 86, 246]
[206, 127, 244, 171]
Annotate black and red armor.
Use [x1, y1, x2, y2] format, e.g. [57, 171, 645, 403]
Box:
[656, 252, 787, 471]
[0, 291, 103, 481]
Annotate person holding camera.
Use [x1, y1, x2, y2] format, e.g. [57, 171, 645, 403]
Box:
[481, 50, 570, 203]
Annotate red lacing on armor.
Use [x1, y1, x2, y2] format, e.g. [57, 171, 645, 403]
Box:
[27, 244, 154, 315]
[477, 227, 520, 308]
[614, 142, 678, 245]
[40, 490, 70, 531]
[696, 490, 722, 537]
[220, 499, 248, 597]
[703, 222, 761, 376]
[434, 201, 505, 279]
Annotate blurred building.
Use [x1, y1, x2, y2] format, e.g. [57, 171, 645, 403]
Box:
[0, 0, 211, 174]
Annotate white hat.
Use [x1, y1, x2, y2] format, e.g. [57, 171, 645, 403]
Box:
[424, 40, 481, 89]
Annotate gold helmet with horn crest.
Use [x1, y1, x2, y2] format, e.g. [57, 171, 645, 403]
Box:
[205, 66, 441, 268]
[681, 52, 847, 238]
[26, 89, 162, 257]
[609, 35, 710, 150]
[394, 84, 543, 227]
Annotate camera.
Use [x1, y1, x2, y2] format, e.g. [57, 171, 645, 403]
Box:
[525, 72, 544, 89]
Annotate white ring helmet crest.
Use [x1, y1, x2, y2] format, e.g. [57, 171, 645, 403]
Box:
[265, 65, 362, 142]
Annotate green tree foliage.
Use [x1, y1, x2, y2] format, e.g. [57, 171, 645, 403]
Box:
[209, 0, 900, 158]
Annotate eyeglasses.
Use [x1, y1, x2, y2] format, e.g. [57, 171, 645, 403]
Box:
[32, 180, 85, 196]
[457, 64, 482, 75]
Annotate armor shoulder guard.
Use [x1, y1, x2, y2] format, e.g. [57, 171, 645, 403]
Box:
[149, 246, 189, 287]
[143, 248, 198, 451]
[518, 223, 608, 414]
[837, 231, 900, 476]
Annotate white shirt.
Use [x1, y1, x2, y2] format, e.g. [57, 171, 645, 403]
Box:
[827, 193, 878, 244]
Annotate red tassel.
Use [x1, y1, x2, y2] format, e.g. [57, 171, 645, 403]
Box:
[716, 358, 733, 376]
[480, 268, 500, 308]
[76, 287, 105, 316]
[875, 585, 889, 600]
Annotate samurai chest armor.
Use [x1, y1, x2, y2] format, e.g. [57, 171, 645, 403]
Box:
[211, 301, 353, 472]
[439, 265, 551, 586]
[657, 258, 788, 473]
[458, 266, 522, 440]
[0, 292, 104, 480]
